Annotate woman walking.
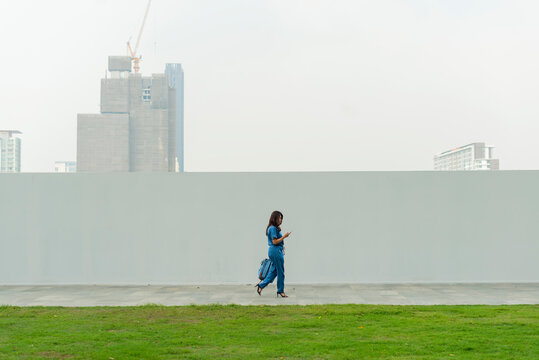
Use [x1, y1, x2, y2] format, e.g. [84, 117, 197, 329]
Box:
[256, 210, 291, 297]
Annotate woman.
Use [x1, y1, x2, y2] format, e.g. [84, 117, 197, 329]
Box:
[256, 210, 292, 297]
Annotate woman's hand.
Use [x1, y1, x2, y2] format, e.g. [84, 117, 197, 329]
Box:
[284, 232, 292, 238]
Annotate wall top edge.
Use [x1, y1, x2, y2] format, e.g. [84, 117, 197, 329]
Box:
[1, 170, 539, 176]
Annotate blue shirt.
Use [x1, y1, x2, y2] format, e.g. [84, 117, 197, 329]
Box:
[267, 225, 283, 247]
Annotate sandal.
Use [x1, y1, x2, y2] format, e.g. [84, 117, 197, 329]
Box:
[276, 292, 288, 298]
[255, 284, 263, 296]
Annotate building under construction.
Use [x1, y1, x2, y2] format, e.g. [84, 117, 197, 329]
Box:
[77, 0, 184, 172]
[77, 57, 184, 172]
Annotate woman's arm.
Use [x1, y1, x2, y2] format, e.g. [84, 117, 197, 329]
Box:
[272, 232, 291, 245]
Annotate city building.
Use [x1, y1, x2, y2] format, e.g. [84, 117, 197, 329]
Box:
[165, 63, 185, 173]
[54, 161, 77, 173]
[77, 56, 184, 172]
[434, 142, 499, 171]
[0, 130, 22, 173]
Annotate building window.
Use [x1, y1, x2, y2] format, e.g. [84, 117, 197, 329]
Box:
[142, 87, 151, 102]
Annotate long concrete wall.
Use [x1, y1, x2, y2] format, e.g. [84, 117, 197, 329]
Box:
[1, 172, 538, 285]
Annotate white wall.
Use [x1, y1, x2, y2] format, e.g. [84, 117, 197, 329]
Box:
[1, 172, 538, 285]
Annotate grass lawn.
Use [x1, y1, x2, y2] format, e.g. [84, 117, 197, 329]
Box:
[0, 304, 537, 359]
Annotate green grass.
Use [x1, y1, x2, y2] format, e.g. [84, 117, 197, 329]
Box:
[0, 304, 537, 359]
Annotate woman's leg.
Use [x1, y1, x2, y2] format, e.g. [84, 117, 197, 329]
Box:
[273, 251, 285, 294]
[258, 263, 277, 289]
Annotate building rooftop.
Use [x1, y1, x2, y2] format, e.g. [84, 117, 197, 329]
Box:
[436, 142, 487, 157]
[0, 130, 22, 135]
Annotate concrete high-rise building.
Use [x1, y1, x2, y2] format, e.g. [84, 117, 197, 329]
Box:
[165, 64, 185, 172]
[77, 113, 129, 171]
[77, 56, 180, 172]
[434, 142, 500, 171]
[54, 161, 77, 173]
[0, 130, 22, 173]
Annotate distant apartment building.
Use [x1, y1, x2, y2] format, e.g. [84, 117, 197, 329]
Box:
[55, 161, 77, 173]
[77, 56, 185, 172]
[434, 143, 499, 171]
[0, 130, 22, 173]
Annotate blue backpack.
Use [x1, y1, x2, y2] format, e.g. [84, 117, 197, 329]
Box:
[258, 258, 273, 280]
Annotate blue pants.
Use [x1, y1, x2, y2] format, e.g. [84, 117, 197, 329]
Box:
[259, 246, 285, 293]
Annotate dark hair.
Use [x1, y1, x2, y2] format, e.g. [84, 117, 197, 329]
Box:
[266, 210, 283, 235]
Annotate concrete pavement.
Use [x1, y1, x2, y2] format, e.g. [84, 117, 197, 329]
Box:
[1, 283, 538, 306]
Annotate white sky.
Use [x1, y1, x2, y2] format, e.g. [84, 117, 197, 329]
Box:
[1, 0, 538, 172]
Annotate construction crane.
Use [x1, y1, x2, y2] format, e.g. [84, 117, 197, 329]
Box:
[127, 0, 152, 74]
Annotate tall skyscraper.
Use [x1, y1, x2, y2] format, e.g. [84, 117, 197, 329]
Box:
[165, 64, 185, 172]
[0, 130, 22, 173]
[77, 56, 180, 172]
[434, 143, 499, 171]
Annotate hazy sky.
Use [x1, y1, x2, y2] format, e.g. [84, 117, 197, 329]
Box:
[1, 0, 538, 172]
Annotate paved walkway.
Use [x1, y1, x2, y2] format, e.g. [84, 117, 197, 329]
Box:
[1, 283, 538, 307]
